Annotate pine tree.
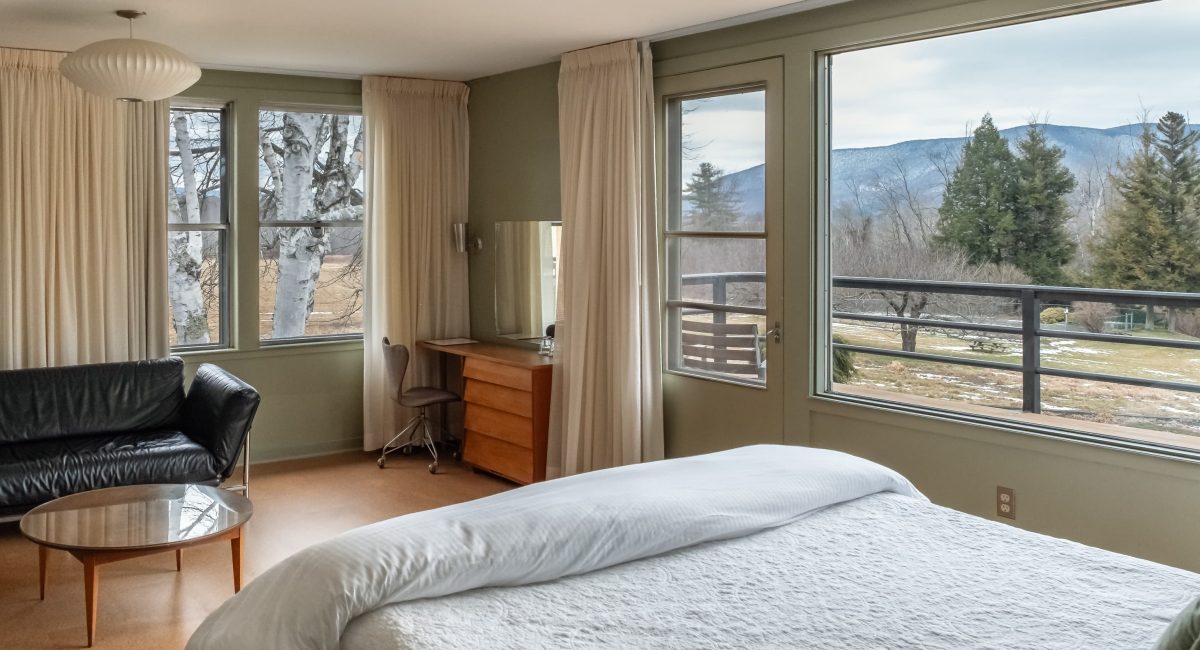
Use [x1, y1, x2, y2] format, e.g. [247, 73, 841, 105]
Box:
[1011, 124, 1078, 285]
[1154, 111, 1200, 244]
[934, 115, 1020, 265]
[1091, 124, 1197, 293]
[684, 162, 741, 230]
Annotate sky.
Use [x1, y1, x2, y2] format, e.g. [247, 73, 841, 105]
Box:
[681, 0, 1200, 171]
[832, 0, 1200, 149]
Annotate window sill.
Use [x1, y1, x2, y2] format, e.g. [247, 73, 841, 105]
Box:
[815, 383, 1200, 464]
[173, 337, 363, 363]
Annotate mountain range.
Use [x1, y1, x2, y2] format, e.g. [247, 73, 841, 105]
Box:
[709, 123, 1197, 224]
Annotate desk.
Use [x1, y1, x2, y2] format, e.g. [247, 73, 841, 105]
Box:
[420, 342, 552, 485]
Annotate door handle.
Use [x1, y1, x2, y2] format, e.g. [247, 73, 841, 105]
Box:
[766, 322, 782, 344]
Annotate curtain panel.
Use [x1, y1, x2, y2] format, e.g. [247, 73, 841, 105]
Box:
[362, 76, 471, 451]
[550, 40, 665, 477]
[0, 47, 168, 369]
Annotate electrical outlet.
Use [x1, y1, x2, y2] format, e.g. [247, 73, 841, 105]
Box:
[996, 486, 1015, 520]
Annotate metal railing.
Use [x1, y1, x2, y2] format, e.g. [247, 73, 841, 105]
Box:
[832, 277, 1200, 413]
[678, 272, 767, 325]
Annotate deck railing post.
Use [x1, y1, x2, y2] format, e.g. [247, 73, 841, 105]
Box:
[713, 275, 727, 325]
[1021, 289, 1041, 414]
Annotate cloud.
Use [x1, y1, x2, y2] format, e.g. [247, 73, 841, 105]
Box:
[832, 0, 1200, 148]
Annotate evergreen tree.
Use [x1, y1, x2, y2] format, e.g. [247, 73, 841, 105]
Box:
[1154, 111, 1200, 244]
[934, 115, 1020, 266]
[684, 162, 741, 230]
[1091, 123, 1198, 293]
[1011, 124, 1078, 285]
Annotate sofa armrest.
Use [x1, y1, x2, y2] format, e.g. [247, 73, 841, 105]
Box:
[181, 364, 261, 479]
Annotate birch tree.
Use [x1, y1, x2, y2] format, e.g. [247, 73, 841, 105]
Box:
[167, 111, 217, 345]
[259, 112, 364, 338]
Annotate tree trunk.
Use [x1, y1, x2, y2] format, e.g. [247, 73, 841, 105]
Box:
[272, 113, 326, 339]
[900, 324, 918, 352]
[167, 115, 210, 345]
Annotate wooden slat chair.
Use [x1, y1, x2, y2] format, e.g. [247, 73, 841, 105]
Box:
[681, 320, 764, 379]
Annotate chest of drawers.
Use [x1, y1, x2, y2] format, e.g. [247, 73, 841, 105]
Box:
[421, 342, 552, 485]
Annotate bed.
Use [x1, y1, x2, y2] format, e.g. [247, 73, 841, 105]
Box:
[186, 445, 1199, 649]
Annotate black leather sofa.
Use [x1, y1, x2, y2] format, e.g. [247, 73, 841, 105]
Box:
[0, 357, 260, 518]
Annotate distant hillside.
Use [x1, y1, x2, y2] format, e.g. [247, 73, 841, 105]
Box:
[698, 123, 1199, 227]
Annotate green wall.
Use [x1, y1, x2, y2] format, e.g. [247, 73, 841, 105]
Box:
[176, 70, 364, 463]
[466, 62, 561, 343]
[465, 0, 1200, 573]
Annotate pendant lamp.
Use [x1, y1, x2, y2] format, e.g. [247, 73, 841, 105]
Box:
[60, 10, 201, 102]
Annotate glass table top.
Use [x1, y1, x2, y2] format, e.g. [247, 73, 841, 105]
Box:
[19, 484, 253, 551]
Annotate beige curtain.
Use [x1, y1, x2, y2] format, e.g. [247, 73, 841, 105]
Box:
[0, 48, 169, 369]
[549, 40, 664, 477]
[362, 76, 470, 450]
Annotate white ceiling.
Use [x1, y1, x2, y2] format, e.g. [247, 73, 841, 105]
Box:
[0, 0, 847, 80]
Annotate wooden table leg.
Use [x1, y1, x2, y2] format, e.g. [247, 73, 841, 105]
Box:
[38, 545, 47, 600]
[230, 529, 243, 592]
[176, 549, 182, 572]
[82, 556, 99, 648]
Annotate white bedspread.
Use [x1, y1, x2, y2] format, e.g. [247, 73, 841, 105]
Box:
[342, 492, 1200, 649]
[187, 445, 922, 650]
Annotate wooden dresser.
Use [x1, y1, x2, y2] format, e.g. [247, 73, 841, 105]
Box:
[420, 342, 552, 485]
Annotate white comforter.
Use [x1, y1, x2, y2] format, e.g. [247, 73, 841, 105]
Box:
[342, 493, 1200, 649]
[187, 445, 922, 649]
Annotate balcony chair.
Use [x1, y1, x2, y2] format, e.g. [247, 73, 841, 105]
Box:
[377, 337, 460, 473]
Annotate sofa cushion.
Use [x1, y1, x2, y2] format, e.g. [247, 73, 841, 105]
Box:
[0, 430, 217, 511]
[0, 358, 186, 444]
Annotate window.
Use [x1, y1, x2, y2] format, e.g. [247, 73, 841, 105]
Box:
[168, 106, 228, 349]
[258, 109, 365, 342]
[822, 0, 1200, 451]
[665, 87, 767, 385]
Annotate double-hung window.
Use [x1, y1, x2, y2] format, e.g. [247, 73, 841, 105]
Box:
[257, 108, 365, 343]
[168, 105, 229, 349]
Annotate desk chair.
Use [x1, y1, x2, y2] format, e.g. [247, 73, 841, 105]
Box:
[378, 337, 460, 473]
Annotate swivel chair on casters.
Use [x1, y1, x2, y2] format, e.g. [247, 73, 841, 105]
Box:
[378, 337, 461, 473]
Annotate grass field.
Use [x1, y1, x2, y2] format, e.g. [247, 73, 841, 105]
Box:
[834, 321, 1200, 437]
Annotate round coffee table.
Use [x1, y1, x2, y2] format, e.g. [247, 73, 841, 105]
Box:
[20, 484, 253, 647]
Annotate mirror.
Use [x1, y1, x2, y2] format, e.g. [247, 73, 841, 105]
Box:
[494, 221, 561, 340]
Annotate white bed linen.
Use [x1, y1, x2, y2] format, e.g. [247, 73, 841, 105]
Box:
[187, 445, 922, 650]
[342, 492, 1200, 649]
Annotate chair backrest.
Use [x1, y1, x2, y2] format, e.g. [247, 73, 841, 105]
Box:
[381, 337, 410, 404]
[680, 320, 764, 378]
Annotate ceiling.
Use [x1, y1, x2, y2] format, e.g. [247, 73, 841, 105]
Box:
[0, 0, 848, 80]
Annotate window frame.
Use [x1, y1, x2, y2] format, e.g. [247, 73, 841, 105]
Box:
[663, 83, 770, 389]
[811, 3, 1200, 461]
[256, 105, 366, 346]
[168, 102, 232, 352]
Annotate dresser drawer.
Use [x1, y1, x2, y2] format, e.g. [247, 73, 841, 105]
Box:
[464, 379, 533, 418]
[464, 403, 533, 448]
[463, 432, 533, 484]
[463, 358, 532, 392]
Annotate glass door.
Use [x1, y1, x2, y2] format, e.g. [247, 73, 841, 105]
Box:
[657, 59, 784, 455]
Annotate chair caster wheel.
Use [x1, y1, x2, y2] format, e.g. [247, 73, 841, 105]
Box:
[400, 446, 413, 456]
[428, 463, 438, 474]
[377, 457, 386, 469]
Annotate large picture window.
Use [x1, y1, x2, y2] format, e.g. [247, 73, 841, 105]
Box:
[822, 0, 1200, 451]
[168, 106, 228, 349]
[258, 109, 365, 342]
[665, 87, 768, 385]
